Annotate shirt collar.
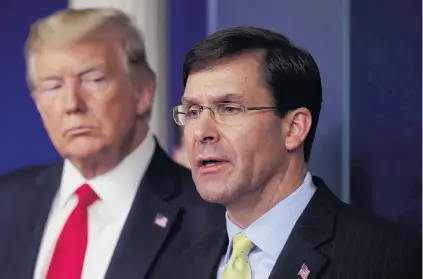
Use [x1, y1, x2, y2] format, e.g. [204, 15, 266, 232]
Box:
[57, 130, 156, 218]
[223, 172, 316, 262]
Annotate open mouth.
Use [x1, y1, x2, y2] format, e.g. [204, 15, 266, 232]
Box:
[199, 159, 228, 168]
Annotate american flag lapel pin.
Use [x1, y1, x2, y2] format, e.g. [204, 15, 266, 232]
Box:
[298, 263, 311, 279]
[154, 213, 168, 228]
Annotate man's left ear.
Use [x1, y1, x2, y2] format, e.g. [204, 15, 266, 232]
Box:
[284, 107, 312, 151]
[135, 77, 155, 116]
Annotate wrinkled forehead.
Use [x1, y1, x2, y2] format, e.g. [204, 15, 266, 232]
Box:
[29, 38, 125, 78]
[182, 58, 269, 105]
[181, 92, 249, 106]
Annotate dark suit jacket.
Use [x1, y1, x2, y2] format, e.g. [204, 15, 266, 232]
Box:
[157, 176, 422, 279]
[0, 144, 225, 279]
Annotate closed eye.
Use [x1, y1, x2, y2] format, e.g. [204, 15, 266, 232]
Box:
[84, 75, 105, 83]
[81, 73, 107, 91]
[45, 84, 62, 91]
[40, 80, 62, 92]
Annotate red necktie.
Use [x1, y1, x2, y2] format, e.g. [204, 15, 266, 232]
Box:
[46, 183, 98, 279]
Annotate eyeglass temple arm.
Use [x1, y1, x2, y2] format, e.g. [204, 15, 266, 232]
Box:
[247, 106, 277, 111]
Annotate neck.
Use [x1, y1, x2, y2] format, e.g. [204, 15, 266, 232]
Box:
[70, 123, 148, 179]
[227, 157, 308, 229]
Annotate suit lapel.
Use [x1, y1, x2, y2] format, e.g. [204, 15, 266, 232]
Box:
[269, 177, 339, 279]
[105, 145, 182, 279]
[17, 163, 62, 279]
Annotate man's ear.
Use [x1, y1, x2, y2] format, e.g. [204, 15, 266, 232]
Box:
[284, 107, 312, 151]
[134, 76, 155, 116]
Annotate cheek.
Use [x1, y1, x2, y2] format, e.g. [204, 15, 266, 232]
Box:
[222, 125, 256, 166]
[232, 121, 282, 164]
[183, 128, 196, 159]
[37, 102, 61, 131]
[91, 97, 137, 136]
[90, 84, 132, 116]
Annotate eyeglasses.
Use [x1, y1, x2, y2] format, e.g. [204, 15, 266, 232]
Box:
[173, 102, 277, 126]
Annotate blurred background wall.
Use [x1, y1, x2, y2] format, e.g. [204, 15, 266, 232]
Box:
[350, 0, 422, 233]
[0, 0, 67, 170]
[0, 0, 421, 233]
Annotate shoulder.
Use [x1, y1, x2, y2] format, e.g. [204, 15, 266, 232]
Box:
[331, 203, 421, 276]
[0, 163, 54, 187]
[335, 193, 419, 239]
[0, 163, 59, 211]
[314, 187, 421, 277]
[308, 177, 420, 277]
[313, 176, 418, 246]
[337, 201, 420, 250]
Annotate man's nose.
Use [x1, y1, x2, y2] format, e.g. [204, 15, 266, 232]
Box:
[62, 83, 86, 114]
[192, 110, 220, 144]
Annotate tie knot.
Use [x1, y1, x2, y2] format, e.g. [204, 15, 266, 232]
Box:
[232, 232, 254, 257]
[75, 183, 98, 207]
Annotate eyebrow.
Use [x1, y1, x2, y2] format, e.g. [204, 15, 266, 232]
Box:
[181, 93, 247, 105]
[77, 65, 106, 77]
[39, 75, 62, 82]
[38, 65, 106, 81]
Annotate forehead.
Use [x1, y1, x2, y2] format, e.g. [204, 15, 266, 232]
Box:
[183, 52, 271, 104]
[29, 38, 124, 77]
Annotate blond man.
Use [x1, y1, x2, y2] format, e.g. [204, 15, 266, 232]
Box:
[0, 8, 224, 279]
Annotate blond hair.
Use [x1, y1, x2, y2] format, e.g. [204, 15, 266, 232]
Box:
[25, 7, 155, 89]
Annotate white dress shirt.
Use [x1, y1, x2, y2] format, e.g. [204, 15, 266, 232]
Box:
[33, 131, 156, 279]
[217, 172, 316, 279]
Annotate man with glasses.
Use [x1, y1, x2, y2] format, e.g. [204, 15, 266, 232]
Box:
[159, 26, 421, 279]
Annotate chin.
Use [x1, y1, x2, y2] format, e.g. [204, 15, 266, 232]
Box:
[62, 142, 104, 161]
[195, 183, 234, 205]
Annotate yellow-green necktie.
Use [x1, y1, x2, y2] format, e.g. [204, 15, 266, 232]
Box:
[222, 232, 254, 279]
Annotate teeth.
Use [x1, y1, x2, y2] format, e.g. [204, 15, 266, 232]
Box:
[202, 160, 220, 166]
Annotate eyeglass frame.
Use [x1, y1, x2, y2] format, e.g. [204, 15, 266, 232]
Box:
[172, 102, 277, 126]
